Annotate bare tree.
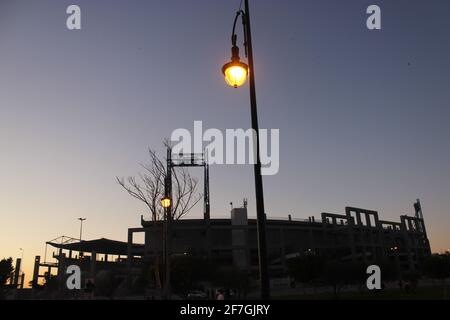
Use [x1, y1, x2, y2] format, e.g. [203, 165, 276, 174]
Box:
[116, 146, 202, 222]
[116, 143, 202, 290]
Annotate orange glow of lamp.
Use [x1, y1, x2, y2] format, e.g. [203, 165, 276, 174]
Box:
[222, 45, 249, 88]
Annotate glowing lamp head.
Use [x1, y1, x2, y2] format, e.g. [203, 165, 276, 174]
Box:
[222, 46, 249, 88]
[222, 63, 248, 88]
[161, 197, 171, 209]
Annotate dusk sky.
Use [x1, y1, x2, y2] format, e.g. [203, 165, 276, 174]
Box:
[1, 0, 450, 284]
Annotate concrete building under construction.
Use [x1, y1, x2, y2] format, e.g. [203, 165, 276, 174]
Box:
[127, 199, 431, 278]
[33, 199, 431, 289]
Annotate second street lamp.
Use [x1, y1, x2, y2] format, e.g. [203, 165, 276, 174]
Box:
[161, 195, 171, 299]
[161, 196, 171, 209]
[161, 160, 172, 300]
[221, 0, 270, 299]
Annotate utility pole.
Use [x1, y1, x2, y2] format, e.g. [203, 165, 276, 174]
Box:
[243, 0, 270, 299]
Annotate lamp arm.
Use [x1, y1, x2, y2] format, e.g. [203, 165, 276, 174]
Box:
[241, 10, 248, 58]
[231, 10, 247, 58]
[231, 11, 241, 46]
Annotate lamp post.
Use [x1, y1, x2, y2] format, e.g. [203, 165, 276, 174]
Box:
[161, 149, 173, 300]
[78, 218, 86, 241]
[161, 195, 172, 299]
[222, 0, 270, 299]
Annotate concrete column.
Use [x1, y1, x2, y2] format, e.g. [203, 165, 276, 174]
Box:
[356, 212, 362, 226]
[20, 273, 25, 289]
[144, 229, 150, 257]
[208, 225, 213, 260]
[13, 258, 22, 287]
[231, 207, 249, 270]
[46, 266, 51, 282]
[126, 230, 133, 289]
[32, 256, 40, 288]
[308, 229, 314, 249]
[57, 253, 66, 277]
[407, 218, 413, 231]
[374, 213, 380, 228]
[400, 216, 407, 232]
[57, 253, 66, 291]
[279, 228, 286, 270]
[321, 212, 327, 224]
[127, 230, 133, 275]
[90, 251, 97, 279]
[365, 214, 371, 227]
[348, 228, 357, 262]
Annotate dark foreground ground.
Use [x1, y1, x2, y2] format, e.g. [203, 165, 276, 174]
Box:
[277, 285, 449, 300]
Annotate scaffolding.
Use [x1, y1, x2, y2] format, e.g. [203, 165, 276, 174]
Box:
[168, 150, 210, 222]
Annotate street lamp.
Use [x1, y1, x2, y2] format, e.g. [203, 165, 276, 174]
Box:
[160, 194, 172, 300]
[221, 0, 270, 299]
[161, 196, 172, 209]
[222, 46, 248, 88]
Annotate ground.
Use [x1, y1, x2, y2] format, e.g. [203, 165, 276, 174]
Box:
[275, 285, 449, 300]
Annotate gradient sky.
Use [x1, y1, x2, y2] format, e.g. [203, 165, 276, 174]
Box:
[1, 0, 450, 285]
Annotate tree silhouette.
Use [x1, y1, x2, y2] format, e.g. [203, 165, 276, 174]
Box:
[423, 253, 450, 299]
[117, 143, 202, 222]
[212, 265, 251, 299]
[170, 255, 212, 299]
[0, 258, 14, 299]
[0, 258, 14, 287]
[117, 142, 202, 291]
[320, 261, 365, 299]
[287, 252, 326, 295]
